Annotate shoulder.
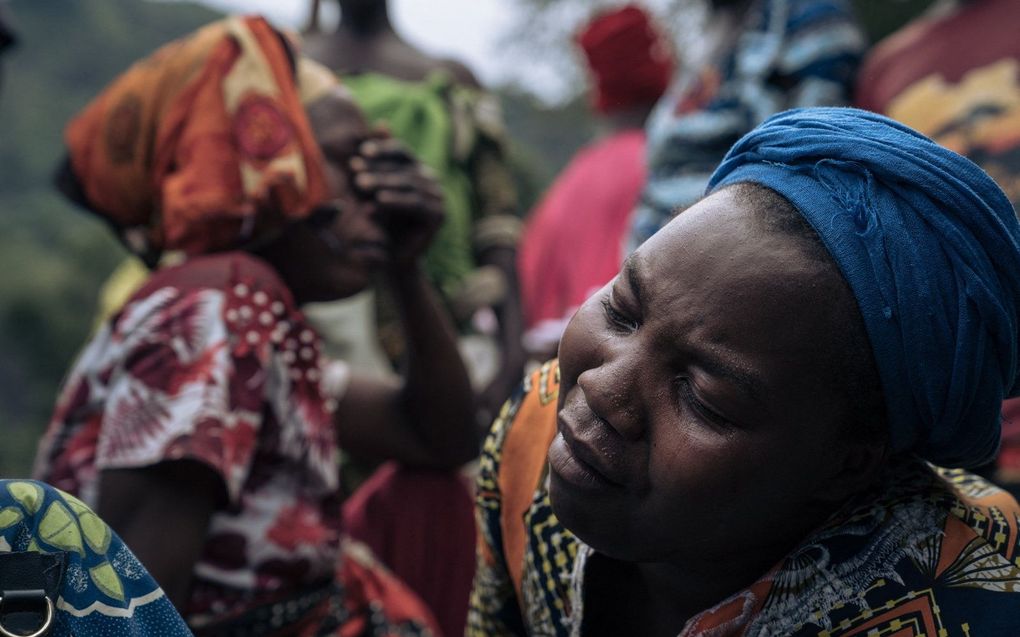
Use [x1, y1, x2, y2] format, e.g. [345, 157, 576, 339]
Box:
[143, 252, 285, 293]
[753, 462, 1020, 632]
[480, 361, 560, 483]
[473, 361, 562, 632]
[127, 253, 293, 312]
[439, 58, 482, 89]
[113, 252, 298, 347]
[409, 44, 480, 88]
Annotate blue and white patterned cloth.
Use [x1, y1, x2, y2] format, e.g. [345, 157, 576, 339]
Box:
[0, 479, 192, 636]
[628, 0, 865, 253]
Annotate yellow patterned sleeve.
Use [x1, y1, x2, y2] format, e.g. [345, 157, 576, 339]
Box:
[468, 363, 551, 636]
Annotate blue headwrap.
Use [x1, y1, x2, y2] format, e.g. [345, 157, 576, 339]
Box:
[707, 107, 1020, 468]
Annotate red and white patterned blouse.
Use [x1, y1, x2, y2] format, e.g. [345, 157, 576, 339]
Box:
[34, 252, 352, 620]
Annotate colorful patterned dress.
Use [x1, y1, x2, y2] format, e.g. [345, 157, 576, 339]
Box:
[34, 252, 438, 637]
[0, 479, 192, 636]
[469, 361, 1020, 636]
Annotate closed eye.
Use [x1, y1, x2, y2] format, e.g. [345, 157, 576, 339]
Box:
[676, 377, 734, 429]
[601, 296, 638, 333]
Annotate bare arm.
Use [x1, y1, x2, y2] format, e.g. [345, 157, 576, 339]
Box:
[335, 264, 477, 468]
[97, 461, 222, 611]
[333, 138, 478, 469]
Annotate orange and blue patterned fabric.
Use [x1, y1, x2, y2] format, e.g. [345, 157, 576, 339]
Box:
[63, 15, 329, 263]
[468, 361, 1020, 636]
[0, 479, 192, 636]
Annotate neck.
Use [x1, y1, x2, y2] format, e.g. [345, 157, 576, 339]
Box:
[339, 2, 392, 37]
[633, 500, 841, 623]
[633, 558, 765, 624]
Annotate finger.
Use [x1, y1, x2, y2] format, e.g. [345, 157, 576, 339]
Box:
[354, 171, 443, 198]
[358, 185, 440, 212]
[359, 138, 415, 163]
[373, 190, 445, 216]
[354, 172, 416, 193]
[348, 156, 369, 173]
[349, 158, 418, 177]
[377, 182, 444, 207]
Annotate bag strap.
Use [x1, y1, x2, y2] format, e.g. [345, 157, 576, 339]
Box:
[0, 552, 66, 637]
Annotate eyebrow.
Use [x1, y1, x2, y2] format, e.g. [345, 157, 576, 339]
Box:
[696, 355, 765, 402]
[621, 252, 765, 402]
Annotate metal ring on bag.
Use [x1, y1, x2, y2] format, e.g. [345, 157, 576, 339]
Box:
[0, 593, 54, 637]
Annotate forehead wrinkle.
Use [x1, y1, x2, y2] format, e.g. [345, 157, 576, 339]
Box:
[692, 346, 767, 402]
[648, 283, 766, 404]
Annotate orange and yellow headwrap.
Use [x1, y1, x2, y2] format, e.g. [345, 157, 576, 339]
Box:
[65, 15, 337, 261]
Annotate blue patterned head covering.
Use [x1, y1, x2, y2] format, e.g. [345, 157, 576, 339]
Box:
[707, 107, 1020, 468]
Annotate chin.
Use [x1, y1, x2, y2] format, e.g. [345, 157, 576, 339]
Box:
[298, 278, 370, 304]
[321, 267, 375, 301]
[549, 470, 652, 562]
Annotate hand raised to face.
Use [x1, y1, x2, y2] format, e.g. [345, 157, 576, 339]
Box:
[348, 135, 445, 270]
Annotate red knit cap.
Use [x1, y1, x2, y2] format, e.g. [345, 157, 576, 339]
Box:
[577, 4, 676, 114]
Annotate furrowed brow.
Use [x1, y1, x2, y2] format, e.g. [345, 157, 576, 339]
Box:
[698, 356, 765, 402]
[621, 254, 646, 305]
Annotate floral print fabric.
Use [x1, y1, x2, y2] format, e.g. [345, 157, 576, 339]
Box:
[34, 252, 349, 622]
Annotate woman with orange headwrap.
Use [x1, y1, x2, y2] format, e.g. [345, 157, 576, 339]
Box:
[33, 15, 476, 636]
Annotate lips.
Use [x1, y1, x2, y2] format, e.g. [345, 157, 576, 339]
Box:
[550, 406, 629, 489]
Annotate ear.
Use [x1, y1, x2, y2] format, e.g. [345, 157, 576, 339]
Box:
[812, 439, 887, 503]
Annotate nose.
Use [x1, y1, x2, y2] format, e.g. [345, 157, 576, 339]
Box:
[576, 344, 647, 442]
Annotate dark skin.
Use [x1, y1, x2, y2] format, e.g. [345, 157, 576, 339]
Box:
[304, 0, 478, 86]
[97, 88, 477, 611]
[549, 188, 885, 635]
[304, 0, 527, 422]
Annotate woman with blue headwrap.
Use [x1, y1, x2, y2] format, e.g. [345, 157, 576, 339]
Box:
[467, 108, 1020, 636]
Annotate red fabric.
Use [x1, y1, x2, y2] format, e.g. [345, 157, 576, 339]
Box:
[38, 253, 441, 635]
[342, 462, 476, 637]
[36, 253, 343, 620]
[518, 130, 647, 330]
[577, 4, 675, 114]
[856, 0, 1020, 114]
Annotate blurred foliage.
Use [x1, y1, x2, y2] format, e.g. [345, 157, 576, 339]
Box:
[0, 0, 221, 476]
[501, 90, 599, 211]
